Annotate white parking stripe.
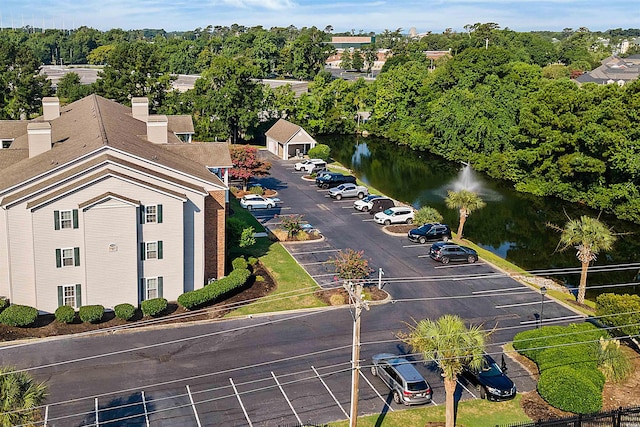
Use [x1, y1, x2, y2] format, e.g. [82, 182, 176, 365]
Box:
[312, 273, 339, 277]
[473, 286, 527, 294]
[299, 261, 330, 266]
[433, 263, 485, 268]
[292, 249, 340, 255]
[312, 366, 349, 418]
[271, 371, 302, 425]
[362, 219, 375, 222]
[359, 370, 395, 412]
[229, 378, 253, 427]
[496, 300, 552, 309]
[520, 314, 582, 325]
[457, 380, 477, 399]
[403, 244, 424, 248]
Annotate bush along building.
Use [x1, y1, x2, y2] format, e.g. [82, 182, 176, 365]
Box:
[0, 95, 232, 314]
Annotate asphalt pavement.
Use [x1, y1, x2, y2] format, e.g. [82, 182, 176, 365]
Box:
[0, 152, 584, 426]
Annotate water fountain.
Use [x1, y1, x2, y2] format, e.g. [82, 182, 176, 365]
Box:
[449, 162, 502, 202]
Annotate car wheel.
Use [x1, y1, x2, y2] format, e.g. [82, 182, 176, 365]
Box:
[336, 194, 342, 200]
[371, 366, 377, 377]
[322, 184, 329, 189]
[393, 391, 402, 404]
[384, 219, 391, 226]
[443, 236, 449, 242]
[357, 192, 365, 199]
[468, 255, 477, 263]
[406, 218, 413, 224]
[441, 256, 450, 264]
[419, 236, 426, 244]
[363, 206, 369, 212]
[247, 205, 253, 211]
[267, 204, 274, 209]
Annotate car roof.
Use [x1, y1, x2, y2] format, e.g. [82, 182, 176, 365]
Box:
[373, 354, 426, 382]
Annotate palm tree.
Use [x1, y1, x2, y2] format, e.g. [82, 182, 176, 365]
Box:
[445, 190, 486, 239]
[548, 215, 616, 304]
[401, 315, 487, 427]
[0, 367, 47, 427]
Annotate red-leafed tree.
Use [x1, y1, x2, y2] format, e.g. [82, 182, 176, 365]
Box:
[229, 145, 271, 190]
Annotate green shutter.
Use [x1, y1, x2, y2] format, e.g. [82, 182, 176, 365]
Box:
[74, 247, 80, 266]
[54, 211, 60, 230]
[140, 206, 145, 224]
[57, 286, 63, 307]
[158, 276, 163, 298]
[75, 284, 82, 308]
[157, 204, 163, 223]
[140, 243, 145, 260]
[55, 249, 62, 268]
[72, 209, 79, 229]
[140, 278, 145, 302]
[157, 241, 163, 260]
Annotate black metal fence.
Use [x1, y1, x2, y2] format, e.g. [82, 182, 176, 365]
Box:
[500, 406, 640, 427]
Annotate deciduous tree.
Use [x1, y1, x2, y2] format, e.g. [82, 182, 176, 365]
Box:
[229, 145, 271, 190]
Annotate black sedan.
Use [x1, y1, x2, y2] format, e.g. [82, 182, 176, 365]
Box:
[461, 354, 516, 401]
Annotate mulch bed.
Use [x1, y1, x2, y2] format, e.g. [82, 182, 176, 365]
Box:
[315, 285, 388, 305]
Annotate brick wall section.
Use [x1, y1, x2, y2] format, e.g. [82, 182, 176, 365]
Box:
[204, 190, 226, 282]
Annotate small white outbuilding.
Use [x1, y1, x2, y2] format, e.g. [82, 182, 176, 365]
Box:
[265, 119, 317, 160]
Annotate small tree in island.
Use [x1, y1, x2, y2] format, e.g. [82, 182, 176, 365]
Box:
[229, 145, 271, 191]
[331, 249, 373, 283]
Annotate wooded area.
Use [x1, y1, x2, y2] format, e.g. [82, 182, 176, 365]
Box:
[1, 24, 639, 222]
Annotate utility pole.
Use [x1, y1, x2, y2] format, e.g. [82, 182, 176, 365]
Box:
[344, 281, 370, 427]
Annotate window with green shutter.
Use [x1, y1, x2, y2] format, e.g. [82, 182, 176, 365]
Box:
[58, 284, 80, 308]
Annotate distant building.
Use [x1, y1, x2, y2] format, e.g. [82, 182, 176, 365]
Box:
[575, 55, 640, 86]
[265, 119, 317, 160]
[330, 36, 375, 49]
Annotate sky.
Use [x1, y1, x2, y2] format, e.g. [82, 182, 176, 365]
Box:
[0, 0, 638, 34]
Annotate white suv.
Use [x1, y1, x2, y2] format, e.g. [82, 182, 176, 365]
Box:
[374, 207, 414, 225]
[294, 158, 326, 173]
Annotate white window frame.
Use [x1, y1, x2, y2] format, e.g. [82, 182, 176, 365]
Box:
[59, 210, 73, 229]
[145, 242, 158, 259]
[145, 277, 158, 300]
[145, 205, 158, 223]
[62, 284, 76, 307]
[62, 248, 75, 267]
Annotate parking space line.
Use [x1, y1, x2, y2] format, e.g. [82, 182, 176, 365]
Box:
[312, 366, 349, 419]
[520, 314, 582, 325]
[362, 219, 375, 222]
[496, 300, 552, 309]
[141, 391, 150, 427]
[271, 372, 302, 425]
[351, 212, 369, 215]
[313, 273, 339, 277]
[433, 263, 485, 268]
[186, 385, 202, 427]
[473, 286, 526, 294]
[293, 249, 340, 255]
[358, 371, 395, 412]
[403, 244, 424, 248]
[457, 380, 477, 399]
[229, 378, 253, 427]
[299, 261, 330, 266]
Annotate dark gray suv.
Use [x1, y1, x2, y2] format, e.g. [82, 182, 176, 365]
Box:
[371, 353, 432, 405]
[429, 242, 478, 264]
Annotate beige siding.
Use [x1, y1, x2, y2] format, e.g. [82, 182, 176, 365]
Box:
[6, 208, 36, 306]
[84, 199, 138, 308]
[0, 209, 9, 299]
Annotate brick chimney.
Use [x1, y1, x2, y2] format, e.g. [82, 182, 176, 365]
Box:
[147, 115, 168, 144]
[131, 97, 149, 122]
[42, 97, 60, 121]
[27, 122, 52, 158]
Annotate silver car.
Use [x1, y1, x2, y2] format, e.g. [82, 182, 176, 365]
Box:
[371, 353, 432, 405]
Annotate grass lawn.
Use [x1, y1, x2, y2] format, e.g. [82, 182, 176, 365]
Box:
[330, 394, 531, 427]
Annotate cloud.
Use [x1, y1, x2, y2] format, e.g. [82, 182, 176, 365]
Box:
[219, 0, 296, 10]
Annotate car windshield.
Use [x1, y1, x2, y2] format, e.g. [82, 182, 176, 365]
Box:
[383, 208, 394, 215]
[418, 224, 433, 232]
[407, 381, 429, 391]
[364, 195, 379, 202]
[479, 362, 502, 378]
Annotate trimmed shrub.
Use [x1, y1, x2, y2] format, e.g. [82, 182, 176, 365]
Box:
[79, 305, 104, 323]
[232, 257, 248, 271]
[0, 304, 38, 327]
[248, 185, 264, 195]
[535, 344, 599, 372]
[538, 366, 602, 414]
[308, 144, 330, 161]
[0, 297, 8, 313]
[295, 230, 309, 241]
[178, 267, 252, 310]
[247, 257, 258, 266]
[114, 303, 136, 321]
[54, 305, 76, 324]
[596, 293, 640, 337]
[255, 275, 265, 282]
[141, 298, 167, 317]
[513, 323, 604, 362]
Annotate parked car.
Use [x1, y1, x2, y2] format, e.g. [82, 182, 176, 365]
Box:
[368, 197, 396, 215]
[429, 241, 478, 264]
[371, 353, 432, 405]
[353, 194, 383, 211]
[328, 183, 369, 200]
[294, 158, 325, 172]
[315, 172, 357, 189]
[407, 223, 452, 244]
[374, 207, 414, 225]
[461, 354, 516, 401]
[239, 195, 280, 210]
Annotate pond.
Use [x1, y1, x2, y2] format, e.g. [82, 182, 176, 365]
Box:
[318, 134, 640, 297]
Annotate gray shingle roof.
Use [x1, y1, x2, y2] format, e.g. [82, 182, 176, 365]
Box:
[265, 119, 302, 143]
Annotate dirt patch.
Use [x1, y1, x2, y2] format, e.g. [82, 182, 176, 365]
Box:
[233, 188, 278, 198]
[0, 262, 277, 342]
[387, 224, 413, 234]
[315, 286, 388, 306]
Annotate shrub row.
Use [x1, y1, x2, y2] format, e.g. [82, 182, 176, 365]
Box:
[55, 305, 76, 323]
[596, 293, 640, 337]
[79, 305, 104, 323]
[178, 258, 251, 310]
[141, 298, 168, 317]
[114, 303, 136, 321]
[0, 304, 39, 327]
[513, 323, 607, 414]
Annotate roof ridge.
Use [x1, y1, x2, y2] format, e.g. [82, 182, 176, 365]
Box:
[92, 94, 109, 146]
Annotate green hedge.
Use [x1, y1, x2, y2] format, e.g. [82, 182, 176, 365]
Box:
[0, 298, 8, 313]
[513, 323, 607, 414]
[54, 306, 76, 324]
[114, 303, 136, 321]
[308, 144, 330, 161]
[178, 259, 251, 310]
[79, 305, 104, 323]
[538, 367, 603, 414]
[0, 304, 38, 327]
[141, 298, 167, 317]
[596, 293, 640, 337]
[231, 256, 248, 271]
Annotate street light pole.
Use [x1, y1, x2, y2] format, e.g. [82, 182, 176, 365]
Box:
[539, 286, 547, 328]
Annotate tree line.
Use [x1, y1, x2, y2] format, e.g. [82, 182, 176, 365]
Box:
[1, 24, 640, 222]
